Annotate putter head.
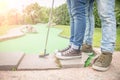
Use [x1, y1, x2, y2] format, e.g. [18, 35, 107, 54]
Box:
[39, 53, 49, 57]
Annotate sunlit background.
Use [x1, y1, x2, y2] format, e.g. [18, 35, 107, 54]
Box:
[0, 0, 65, 14]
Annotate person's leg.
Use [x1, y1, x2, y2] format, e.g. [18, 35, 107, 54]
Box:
[82, 0, 95, 53]
[98, 0, 116, 53]
[92, 0, 116, 71]
[71, 0, 87, 49]
[56, 0, 87, 60]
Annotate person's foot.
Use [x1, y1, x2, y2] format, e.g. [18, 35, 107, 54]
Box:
[55, 45, 71, 53]
[55, 48, 81, 60]
[92, 52, 112, 71]
[82, 44, 96, 55]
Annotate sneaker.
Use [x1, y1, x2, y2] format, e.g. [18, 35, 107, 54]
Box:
[92, 52, 112, 71]
[55, 48, 81, 60]
[55, 45, 71, 53]
[82, 44, 96, 55]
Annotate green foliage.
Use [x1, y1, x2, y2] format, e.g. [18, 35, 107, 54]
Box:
[54, 4, 69, 25]
[115, 8, 120, 28]
[116, 0, 120, 8]
[54, 2, 120, 28]
[115, 0, 120, 28]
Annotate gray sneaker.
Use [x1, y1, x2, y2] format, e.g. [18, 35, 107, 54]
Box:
[92, 52, 112, 71]
[55, 48, 81, 60]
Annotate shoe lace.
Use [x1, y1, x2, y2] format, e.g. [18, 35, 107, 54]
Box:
[63, 48, 73, 55]
[96, 54, 106, 63]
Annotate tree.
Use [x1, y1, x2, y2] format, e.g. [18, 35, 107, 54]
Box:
[54, 2, 120, 28]
[115, 0, 120, 28]
[54, 3, 69, 25]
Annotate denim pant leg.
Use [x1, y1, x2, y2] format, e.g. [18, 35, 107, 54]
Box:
[66, 0, 74, 45]
[70, 0, 87, 49]
[97, 0, 116, 53]
[83, 0, 95, 46]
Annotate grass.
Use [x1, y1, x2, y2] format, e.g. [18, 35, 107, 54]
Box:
[54, 25, 120, 51]
[53, 25, 70, 38]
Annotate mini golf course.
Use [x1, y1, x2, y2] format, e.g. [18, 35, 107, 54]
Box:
[0, 23, 69, 54]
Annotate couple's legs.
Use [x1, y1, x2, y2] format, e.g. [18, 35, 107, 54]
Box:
[84, 0, 116, 53]
[56, 0, 116, 71]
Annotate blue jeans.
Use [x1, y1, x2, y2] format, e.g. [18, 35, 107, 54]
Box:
[84, 0, 116, 53]
[67, 0, 87, 49]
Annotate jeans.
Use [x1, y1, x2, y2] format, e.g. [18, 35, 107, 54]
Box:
[84, 0, 95, 46]
[84, 0, 116, 53]
[67, 0, 87, 49]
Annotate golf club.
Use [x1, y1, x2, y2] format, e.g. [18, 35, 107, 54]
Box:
[39, 0, 54, 57]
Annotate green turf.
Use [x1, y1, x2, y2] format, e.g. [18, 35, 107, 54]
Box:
[0, 24, 69, 54]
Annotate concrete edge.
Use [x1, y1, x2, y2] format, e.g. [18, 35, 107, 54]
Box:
[16, 53, 25, 71]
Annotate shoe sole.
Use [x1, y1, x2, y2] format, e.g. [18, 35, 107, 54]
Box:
[55, 51, 82, 60]
[82, 50, 97, 55]
[92, 64, 109, 71]
[56, 56, 81, 60]
[55, 53, 81, 60]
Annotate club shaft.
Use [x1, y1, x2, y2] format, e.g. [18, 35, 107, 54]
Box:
[44, 0, 54, 54]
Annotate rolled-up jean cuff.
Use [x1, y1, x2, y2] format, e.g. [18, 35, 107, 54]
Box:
[71, 44, 79, 50]
[101, 50, 114, 54]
